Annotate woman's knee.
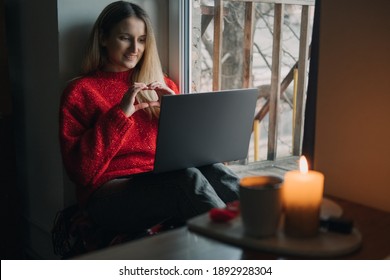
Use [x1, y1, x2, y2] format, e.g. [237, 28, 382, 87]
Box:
[177, 167, 225, 208]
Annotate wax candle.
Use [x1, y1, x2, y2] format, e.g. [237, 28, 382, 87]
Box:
[283, 156, 324, 237]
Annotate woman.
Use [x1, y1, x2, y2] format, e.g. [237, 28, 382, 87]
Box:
[59, 1, 239, 233]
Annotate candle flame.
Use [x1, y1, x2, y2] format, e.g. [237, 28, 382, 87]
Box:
[299, 156, 309, 174]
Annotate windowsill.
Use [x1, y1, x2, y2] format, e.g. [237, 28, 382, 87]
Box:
[227, 155, 299, 178]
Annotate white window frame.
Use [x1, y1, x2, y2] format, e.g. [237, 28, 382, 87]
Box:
[168, 0, 191, 94]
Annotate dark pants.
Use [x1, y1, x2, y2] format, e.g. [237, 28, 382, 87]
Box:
[86, 163, 239, 232]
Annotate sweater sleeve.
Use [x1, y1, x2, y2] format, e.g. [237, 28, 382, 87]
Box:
[59, 82, 133, 188]
[164, 76, 180, 94]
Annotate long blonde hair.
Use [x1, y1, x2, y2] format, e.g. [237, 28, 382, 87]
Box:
[82, 1, 165, 117]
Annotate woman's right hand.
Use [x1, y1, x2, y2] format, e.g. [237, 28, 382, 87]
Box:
[120, 82, 160, 117]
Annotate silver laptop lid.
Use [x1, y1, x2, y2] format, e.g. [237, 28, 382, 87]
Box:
[154, 88, 258, 173]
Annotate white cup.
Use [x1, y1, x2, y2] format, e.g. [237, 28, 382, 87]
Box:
[239, 176, 283, 238]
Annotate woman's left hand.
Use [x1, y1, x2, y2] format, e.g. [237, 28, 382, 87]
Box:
[147, 81, 175, 98]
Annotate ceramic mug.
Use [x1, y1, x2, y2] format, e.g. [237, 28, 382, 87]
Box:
[239, 175, 283, 238]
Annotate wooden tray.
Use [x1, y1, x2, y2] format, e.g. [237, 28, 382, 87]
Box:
[187, 198, 362, 258]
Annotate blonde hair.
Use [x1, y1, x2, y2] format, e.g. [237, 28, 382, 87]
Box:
[82, 1, 166, 117]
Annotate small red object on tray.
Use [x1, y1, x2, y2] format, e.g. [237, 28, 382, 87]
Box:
[209, 200, 240, 223]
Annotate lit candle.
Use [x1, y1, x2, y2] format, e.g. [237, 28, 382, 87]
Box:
[283, 156, 324, 237]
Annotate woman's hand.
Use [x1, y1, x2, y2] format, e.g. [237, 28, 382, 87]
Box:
[120, 82, 160, 117]
[120, 81, 174, 117]
[147, 81, 175, 98]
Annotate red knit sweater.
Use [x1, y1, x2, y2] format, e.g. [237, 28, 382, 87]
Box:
[59, 70, 179, 206]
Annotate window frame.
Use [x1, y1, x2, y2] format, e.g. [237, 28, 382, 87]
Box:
[168, 0, 191, 94]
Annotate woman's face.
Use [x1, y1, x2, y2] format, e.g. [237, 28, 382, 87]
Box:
[101, 16, 146, 72]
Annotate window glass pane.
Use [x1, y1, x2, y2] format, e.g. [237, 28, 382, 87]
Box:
[191, 0, 314, 162]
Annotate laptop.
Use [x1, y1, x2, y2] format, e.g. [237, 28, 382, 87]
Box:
[153, 88, 258, 173]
